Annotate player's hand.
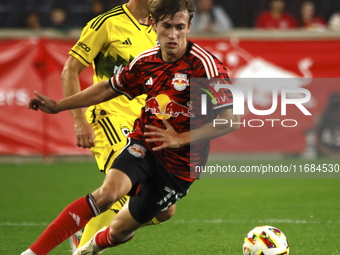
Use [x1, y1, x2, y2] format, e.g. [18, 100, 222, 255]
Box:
[145, 118, 183, 151]
[27, 91, 59, 114]
[74, 119, 95, 148]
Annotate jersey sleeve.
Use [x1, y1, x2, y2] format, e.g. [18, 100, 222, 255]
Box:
[195, 53, 233, 111]
[69, 17, 111, 67]
[205, 78, 233, 111]
[109, 61, 145, 99]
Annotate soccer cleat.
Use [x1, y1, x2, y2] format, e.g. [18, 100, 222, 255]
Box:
[72, 227, 107, 255]
[20, 249, 36, 255]
[69, 230, 83, 253]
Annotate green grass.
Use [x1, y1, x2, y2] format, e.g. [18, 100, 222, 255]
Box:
[1, 158, 339, 254]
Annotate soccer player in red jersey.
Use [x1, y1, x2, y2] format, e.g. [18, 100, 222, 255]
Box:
[23, 0, 239, 254]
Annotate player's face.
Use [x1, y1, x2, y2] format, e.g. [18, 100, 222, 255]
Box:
[153, 10, 191, 62]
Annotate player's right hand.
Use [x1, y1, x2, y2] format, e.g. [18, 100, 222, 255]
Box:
[27, 91, 59, 114]
[74, 119, 95, 148]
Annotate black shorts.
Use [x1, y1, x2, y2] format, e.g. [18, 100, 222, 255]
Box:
[111, 138, 193, 224]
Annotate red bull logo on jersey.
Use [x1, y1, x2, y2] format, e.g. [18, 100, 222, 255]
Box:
[145, 94, 194, 119]
[172, 73, 189, 91]
[128, 144, 147, 158]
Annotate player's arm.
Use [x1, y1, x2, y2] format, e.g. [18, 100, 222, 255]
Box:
[189, 108, 239, 144]
[61, 56, 95, 148]
[145, 108, 240, 151]
[28, 80, 118, 114]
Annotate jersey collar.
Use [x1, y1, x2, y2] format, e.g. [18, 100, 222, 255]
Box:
[122, 4, 153, 31]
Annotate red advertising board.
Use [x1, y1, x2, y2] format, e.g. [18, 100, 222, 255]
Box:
[0, 39, 92, 155]
[0, 37, 339, 155]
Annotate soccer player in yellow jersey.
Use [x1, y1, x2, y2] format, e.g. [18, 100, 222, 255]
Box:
[61, 0, 175, 252]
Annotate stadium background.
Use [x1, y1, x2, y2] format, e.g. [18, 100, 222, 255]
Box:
[1, 33, 339, 157]
[1, 0, 340, 29]
[0, 1, 340, 254]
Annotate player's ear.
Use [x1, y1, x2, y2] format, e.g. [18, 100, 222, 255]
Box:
[187, 21, 192, 33]
[151, 18, 157, 32]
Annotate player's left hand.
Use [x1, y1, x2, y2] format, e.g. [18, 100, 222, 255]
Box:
[145, 118, 183, 151]
[27, 91, 59, 114]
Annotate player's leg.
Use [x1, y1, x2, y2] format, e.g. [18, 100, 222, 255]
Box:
[73, 202, 143, 255]
[21, 168, 132, 255]
[155, 203, 176, 222]
[72, 157, 154, 255]
[77, 196, 127, 247]
[92, 113, 177, 224]
[71, 111, 132, 249]
[72, 151, 160, 254]
[73, 202, 177, 254]
[72, 140, 193, 255]
[73, 149, 192, 254]
[74, 113, 173, 248]
[78, 197, 176, 250]
[77, 207, 116, 248]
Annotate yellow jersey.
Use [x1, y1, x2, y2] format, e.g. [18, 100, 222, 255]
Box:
[69, 4, 157, 118]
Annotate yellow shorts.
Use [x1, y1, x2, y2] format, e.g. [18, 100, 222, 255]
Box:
[86, 107, 135, 174]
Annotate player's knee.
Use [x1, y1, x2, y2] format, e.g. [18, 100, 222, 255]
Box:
[156, 204, 176, 222]
[92, 186, 120, 211]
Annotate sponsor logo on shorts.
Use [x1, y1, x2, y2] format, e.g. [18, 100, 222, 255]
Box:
[128, 144, 147, 158]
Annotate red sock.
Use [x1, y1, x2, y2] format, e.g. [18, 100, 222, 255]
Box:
[30, 195, 99, 255]
[95, 227, 134, 249]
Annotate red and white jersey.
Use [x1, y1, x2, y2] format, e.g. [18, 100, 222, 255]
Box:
[110, 41, 233, 181]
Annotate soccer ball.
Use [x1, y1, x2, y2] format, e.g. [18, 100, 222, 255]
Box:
[242, 225, 289, 255]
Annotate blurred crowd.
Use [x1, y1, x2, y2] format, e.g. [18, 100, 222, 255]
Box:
[0, 0, 340, 33]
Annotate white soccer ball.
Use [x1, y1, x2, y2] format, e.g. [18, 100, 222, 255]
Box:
[242, 225, 289, 255]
